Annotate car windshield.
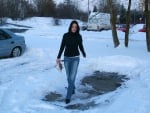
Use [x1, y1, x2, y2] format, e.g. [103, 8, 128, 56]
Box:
[0, 30, 5, 40]
[1, 29, 17, 37]
[0, 29, 11, 40]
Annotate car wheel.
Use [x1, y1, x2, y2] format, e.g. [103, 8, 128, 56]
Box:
[11, 47, 22, 57]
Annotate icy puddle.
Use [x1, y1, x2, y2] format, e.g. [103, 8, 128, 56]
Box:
[43, 71, 128, 110]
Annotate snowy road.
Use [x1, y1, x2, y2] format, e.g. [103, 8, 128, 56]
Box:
[0, 17, 150, 113]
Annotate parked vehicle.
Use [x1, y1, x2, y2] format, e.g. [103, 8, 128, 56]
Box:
[139, 25, 146, 32]
[87, 12, 111, 31]
[130, 24, 145, 33]
[81, 23, 87, 31]
[117, 24, 134, 32]
[0, 28, 26, 58]
[117, 24, 127, 32]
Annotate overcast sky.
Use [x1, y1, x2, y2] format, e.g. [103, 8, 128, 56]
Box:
[53, 0, 141, 12]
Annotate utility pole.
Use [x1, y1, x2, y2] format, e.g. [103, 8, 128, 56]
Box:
[88, 0, 90, 15]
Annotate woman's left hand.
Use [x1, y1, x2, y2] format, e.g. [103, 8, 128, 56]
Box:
[83, 54, 86, 58]
[56, 59, 61, 64]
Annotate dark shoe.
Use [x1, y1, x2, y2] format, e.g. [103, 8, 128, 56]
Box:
[65, 99, 70, 104]
[72, 89, 75, 95]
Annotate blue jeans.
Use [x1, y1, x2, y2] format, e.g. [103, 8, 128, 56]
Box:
[64, 56, 80, 99]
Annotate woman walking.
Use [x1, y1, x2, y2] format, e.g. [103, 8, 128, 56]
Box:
[56, 21, 86, 104]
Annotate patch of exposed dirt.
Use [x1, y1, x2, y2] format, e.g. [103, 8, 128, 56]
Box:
[43, 71, 129, 110]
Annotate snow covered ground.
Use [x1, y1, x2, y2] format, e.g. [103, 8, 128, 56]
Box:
[0, 17, 150, 113]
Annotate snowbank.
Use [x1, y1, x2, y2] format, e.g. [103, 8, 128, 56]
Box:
[0, 17, 150, 113]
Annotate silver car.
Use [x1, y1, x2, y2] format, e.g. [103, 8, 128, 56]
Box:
[0, 28, 26, 58]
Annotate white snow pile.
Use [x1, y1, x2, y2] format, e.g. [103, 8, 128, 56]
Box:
[0, 17, 150, 113]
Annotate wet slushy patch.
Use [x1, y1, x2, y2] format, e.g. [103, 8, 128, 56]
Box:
[80, 71, 128, 98]
[44, 92, 62, 101]
[43, 71, 129, 110]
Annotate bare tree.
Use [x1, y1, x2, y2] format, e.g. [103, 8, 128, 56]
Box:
[7, 0, 20, 19]
[107, 0, 120, 47]
[145, 0, 150, 52]
[56, 1, 88, 21]
[0, 0, 36, 20]
[0, 0, 4, 24]
[35, 0, 56, 17]
[125, 0, 132, 47]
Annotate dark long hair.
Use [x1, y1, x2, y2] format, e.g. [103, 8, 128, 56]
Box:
[68, 20, 80, 34]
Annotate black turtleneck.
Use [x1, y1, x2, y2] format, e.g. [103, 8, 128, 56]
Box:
[57, 32, 86, 59]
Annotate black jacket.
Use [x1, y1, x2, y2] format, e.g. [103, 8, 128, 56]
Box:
[57, 32, 86, 59]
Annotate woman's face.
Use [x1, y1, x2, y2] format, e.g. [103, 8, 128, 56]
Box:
[71, 23, 77, 33]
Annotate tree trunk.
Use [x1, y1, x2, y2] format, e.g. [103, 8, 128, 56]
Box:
[107, 0, 120, 48]
[145, 0, 150, 52]
[125, 0, 131, 47]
